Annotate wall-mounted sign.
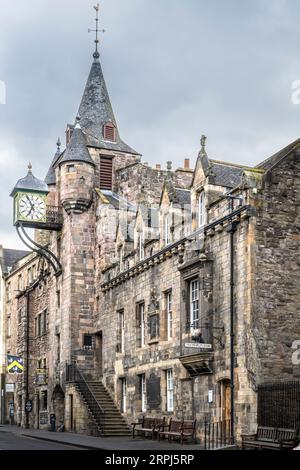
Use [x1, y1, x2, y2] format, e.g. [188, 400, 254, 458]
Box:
[25, 400, 33, 413]
[5, 383, 15, 393]
[184, 343, 212, 349]
[208, 390, 213, 403]
[35, 369, 48, 385]
[7, 355, 24, 374]
[39, 411, 49, 425]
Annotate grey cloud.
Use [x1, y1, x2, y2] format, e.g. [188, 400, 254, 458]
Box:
[1, 0, 300, 248]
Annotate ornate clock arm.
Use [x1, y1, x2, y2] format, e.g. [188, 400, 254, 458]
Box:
[16, 222, 62, 275]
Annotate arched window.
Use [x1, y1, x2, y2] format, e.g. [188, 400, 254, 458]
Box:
[103, 122, 116, 142]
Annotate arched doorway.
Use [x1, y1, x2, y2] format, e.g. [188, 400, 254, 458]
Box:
[52, 385, 65, 429]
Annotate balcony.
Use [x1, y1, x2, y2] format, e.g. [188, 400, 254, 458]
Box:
[180, 321, 214, 376]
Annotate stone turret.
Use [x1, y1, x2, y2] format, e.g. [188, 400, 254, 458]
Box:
[59, 118, 95, 214]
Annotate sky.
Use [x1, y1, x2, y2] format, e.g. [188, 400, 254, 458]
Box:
[1, 0, 300, 249]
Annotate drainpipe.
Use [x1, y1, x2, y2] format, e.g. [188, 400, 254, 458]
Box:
[226, 221, 238, 445]
[25, 291, 30, 429]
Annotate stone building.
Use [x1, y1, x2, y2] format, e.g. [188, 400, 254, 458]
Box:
[2, 26, 300, 441]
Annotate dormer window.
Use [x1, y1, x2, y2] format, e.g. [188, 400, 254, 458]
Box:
[103, 122, 116, 142]
[198, 191, 206, 227]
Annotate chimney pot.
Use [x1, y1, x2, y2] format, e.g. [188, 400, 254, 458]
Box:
[156, 164, 161, 171]
[167, 161, 172, 171]
[184, 158, 190, 169]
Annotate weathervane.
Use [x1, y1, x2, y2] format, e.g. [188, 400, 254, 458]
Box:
[88, 4, 105, 59]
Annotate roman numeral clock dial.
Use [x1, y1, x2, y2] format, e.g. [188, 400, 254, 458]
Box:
[19, 194, 46, 222]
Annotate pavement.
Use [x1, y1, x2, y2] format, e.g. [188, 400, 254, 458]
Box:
[0, 425, 81, 450]
[0, 425, 205, 451]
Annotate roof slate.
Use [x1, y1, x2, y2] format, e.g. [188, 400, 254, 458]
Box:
[78, 58, 140, 155]
[208, 161, 245, 188]
[59, 125, 94, 166]
[1, 248, 30, 274]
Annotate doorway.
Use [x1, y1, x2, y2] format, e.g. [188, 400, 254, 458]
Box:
[219, 379, 231, 421]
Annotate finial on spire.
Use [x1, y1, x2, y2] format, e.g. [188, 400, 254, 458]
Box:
[200, 135, 207, 152]
[28, 162, 32, 172]
[88, 4, 105, 60]
[56, 137, 61, 151]
[75, 114, 81, 129]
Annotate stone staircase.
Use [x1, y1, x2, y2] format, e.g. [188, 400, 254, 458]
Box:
[75, 380, 131, 437]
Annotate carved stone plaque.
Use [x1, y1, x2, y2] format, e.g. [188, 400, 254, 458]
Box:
[147, 373, 161, 409]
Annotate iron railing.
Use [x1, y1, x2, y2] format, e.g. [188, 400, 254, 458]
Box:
[203, 419, 231, 449]
[65, 363, 105, 416]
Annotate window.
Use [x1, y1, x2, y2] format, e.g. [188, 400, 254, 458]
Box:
[100, 155, 113, 190]
[38, 315, 42, 336]
[137, 303, 145, 347]
[138, 232, 144, 261]
[118, 311, 125, 353]
[121, 378, 127, 413]
[28, 267, 32, 285]
[166, 369, 174, 412]
[140, 374, 147, 412]
[32, 264, 36, 279]
[41, 310, 47, 335]
[57, 334, 60, 363]
[7, 316, 11, 337]
[166, 291, 173, 340]
[17, 275, 22, 291]
[198, 191, 206, 227]
[56, 290, 60, 308]
[103, 122, 116, 142]
[67, 164, 75, 173]
[83, 334, 93, 350]
[6, 283, 11, 302]
[18, 309, 22, 324]
[43, 357, 47, 369]
[164, 214, 171, 245]
[190, 279, 199, 332]
[41, 390, 48, 411]
[149, 314, 159, 341]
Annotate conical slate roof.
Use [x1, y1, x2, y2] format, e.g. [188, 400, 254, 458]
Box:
[78, 58, 140, 155]
[11, 165, 49, 197]
[45, 147, 62, 185]
[59, 122, 95, 166]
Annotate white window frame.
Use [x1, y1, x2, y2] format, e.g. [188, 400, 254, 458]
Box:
[141, 374, 146, 413]
[140, 303, 145, 347]
[198, 191, 206, 227]
[121, 378, 127, 413]
[190, 279, 199, 332]
[166, 369, 174, 412]
[167, 291, 173, 340]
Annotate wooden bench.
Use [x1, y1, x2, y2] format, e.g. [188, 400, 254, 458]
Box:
[241, 426, 297, 450]
[132, 417, 165, 440]
[158, 419, 197, 445]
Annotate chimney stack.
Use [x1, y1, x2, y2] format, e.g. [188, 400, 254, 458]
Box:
[167, 161, 172, 171]
[156, 164, 161, 171]
[184, 158, 190, 169]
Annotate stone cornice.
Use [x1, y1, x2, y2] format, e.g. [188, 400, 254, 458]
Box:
[100, 205, 251, 292]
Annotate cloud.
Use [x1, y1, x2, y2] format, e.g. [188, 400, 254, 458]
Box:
[0, 0, 300, 248]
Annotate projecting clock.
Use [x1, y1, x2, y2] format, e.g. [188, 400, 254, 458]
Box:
[18, 193, 46, 222]
[10, 164, 49, 227]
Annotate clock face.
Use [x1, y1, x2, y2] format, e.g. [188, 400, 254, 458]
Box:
[18, 193, 46, 222]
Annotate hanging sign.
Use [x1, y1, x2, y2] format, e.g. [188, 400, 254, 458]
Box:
[7, 355, 24, 374]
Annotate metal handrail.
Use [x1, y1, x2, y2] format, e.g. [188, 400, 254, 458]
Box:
[66, 363, 105, 416]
